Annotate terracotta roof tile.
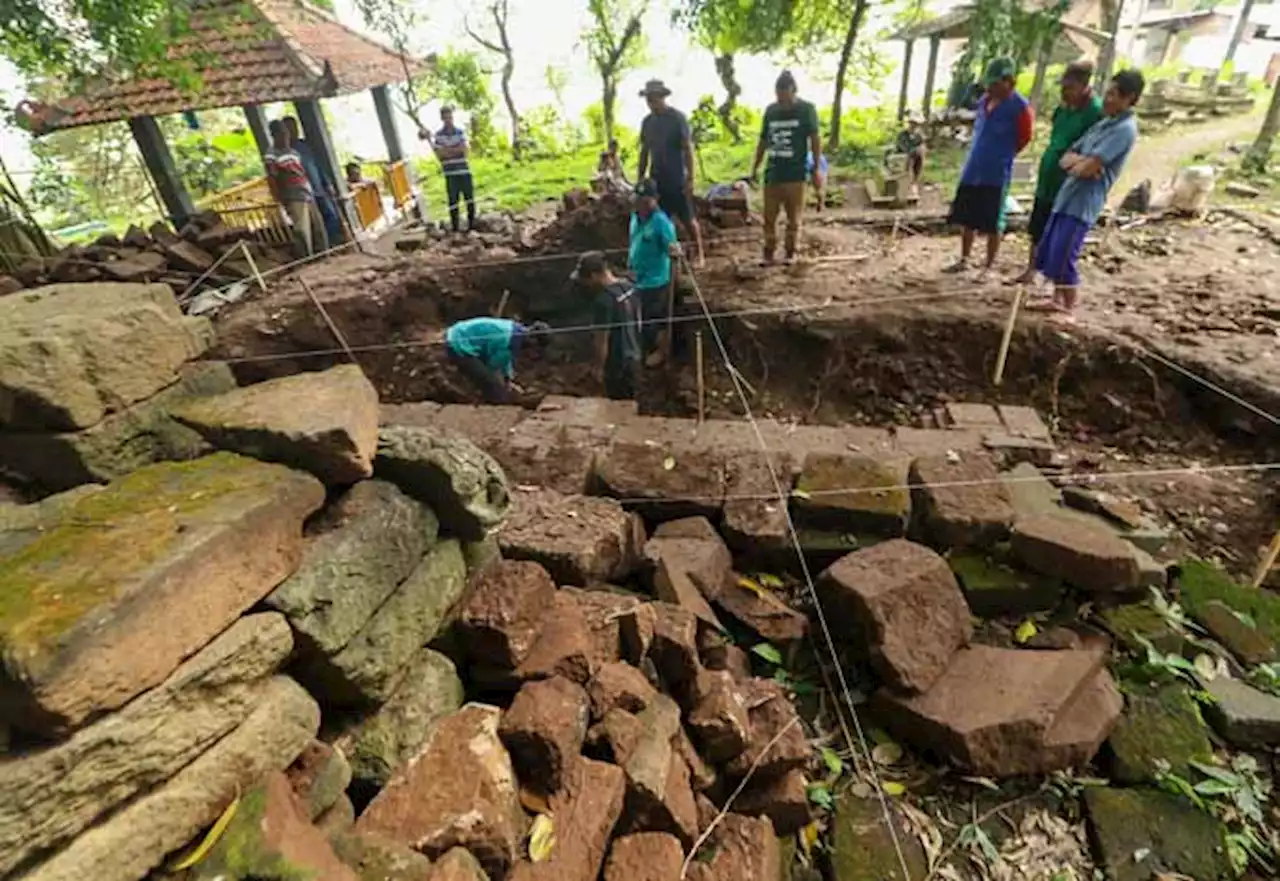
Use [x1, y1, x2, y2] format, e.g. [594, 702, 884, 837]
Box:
[35, 0, 422, 134]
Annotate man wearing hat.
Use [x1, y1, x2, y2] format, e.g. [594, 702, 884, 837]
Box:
[637, 79, 705, 268]
[945, 56, 1034, 277]
[574, 251, 643, 400]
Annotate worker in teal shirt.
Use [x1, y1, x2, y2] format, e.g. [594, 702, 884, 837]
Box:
[445, 316, 548, 403]
[629, 179, 680, 362]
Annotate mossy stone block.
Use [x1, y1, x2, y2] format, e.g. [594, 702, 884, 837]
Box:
[830, 797, 927, 881]
[1099, 603, 1186, 656]
[950, 551, 1062, 618]
[1085, 787, 1232, 881]
[1180, 559, 1280, 647]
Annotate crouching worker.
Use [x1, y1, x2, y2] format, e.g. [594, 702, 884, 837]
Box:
[573, 251, 642, 400]
[445, 316, 549, 404]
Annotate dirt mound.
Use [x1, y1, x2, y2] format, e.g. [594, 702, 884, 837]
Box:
[533, 193, 633, 254]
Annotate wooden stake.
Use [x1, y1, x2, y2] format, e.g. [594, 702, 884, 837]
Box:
[241, 241, 268, 293]
[494, 289, 511, 317]
[1253, 525, 1280, 588]
[664, 262, 679, 362]
[993, 285, 1025, 387]
[299, 277, 361, 370]
[177, 244, 241, 302]
[695, 330, 705, 425]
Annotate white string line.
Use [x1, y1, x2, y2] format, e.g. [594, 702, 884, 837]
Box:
[213, 287, 967, 365]
[598, 460, 1280, 506]
[676, 252, 918, 881]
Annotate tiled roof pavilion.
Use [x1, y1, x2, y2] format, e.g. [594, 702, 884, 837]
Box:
[33, 0, 423, 134]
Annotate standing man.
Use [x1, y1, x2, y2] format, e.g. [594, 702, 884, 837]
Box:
[444, 316, 549, 403]
[264, 118, 326, 258]
[431, 106, 476, 233]
[1031, 70, 1144, 322]
[945, 57, 1034, 278]
[1013, 61, 1103, 284]
[574, 251, 643, 401]
[637, 79, 705, 268]
[629, 179, 680, 363]
[283, 116, 342, 246]
[752, 71, 822, 264]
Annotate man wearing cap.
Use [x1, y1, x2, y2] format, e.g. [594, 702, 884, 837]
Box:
[945, 56, 1034, 277]
[1013, 60, 1102, 284]
[444, 316, 548, 404]
[574, 251, 643, 400]
[630, 179, 681, 363]
[752, 70, 822, 263]
[637, 79, 706, 268]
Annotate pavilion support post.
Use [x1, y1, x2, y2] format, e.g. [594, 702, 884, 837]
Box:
[922, 36, 941, 119]
[128, 115, 194, 229]
[372, 85, 405, 162]
[898, 40, 915, 122]
[243, 104, 271, 157]
[295, 99, 354, 242]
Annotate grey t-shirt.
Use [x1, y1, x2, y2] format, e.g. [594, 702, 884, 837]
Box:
[641, 108, 691, 186]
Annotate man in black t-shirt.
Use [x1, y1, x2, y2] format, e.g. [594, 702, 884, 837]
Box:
[637, 79, 706, 268]
[573, 251, 642, 401]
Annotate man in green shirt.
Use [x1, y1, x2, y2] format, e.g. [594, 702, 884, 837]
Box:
[1014, 61, 1103, 284]
[751, 70, 822, 264]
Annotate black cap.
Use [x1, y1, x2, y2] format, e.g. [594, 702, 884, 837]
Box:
[776, 70, 797, 91]
[570, 250, 607, 283]
[635, 178, 659, 199]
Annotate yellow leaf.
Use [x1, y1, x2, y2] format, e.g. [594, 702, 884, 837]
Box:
[1014, 619, 1038, 644]
[662, 456, 676, 471]
[529, 813, 555, 863]
[759, 573, 784, 590]
[170, 793, 240, 870]
[736, 576, 791, 612]
[791, 488, 811, 500]
[881, 781, 907, 797]
[871, 742, 903, 765]
[799, 822, 820, 858]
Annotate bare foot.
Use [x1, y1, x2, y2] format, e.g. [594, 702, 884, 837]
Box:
[1009, 268, 1038, 285]
[941, 259, 970, 274]
[1025, 299, 1065, 313]
[1049, 310, 1078, 325]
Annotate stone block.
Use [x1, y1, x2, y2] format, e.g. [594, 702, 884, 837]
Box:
[330, 833, 434, 881]
[376, 425, 511, 541]
[533, 395, 638, 428]
[687, 669, 751, 762]
[725, 679, 809, 780]
[0, 362, 236, 492]
[1196, 599, 1277, 665]
[1204, 676, 1280, 746]
[588, 661, 659, 719]
[684, 814, 779, 881]
[604, 833, 683, 881]
[286, 740, 353, 820]
[643, 518, 729, 630]
[830, 797, 928, 881]
[999, 462, 1061, 519]
[335, 649, 465, 794]
[0, 614, 293, 876]
[1106, 685, 1212, 784]
[944, 402, 1003, 429]
[1011, 514, 1140, 593]
[892, 427, 985, 458]
[949, 551, 1062, 618]
[722, 452, 794, 560]
[266, 480, 437, 657]
[431, 403, 526, 443]
[425, 848, 486, 881]
[0, 454, 322, 736]
[875, 645, 1118, 776]
[735, 768, 811, 835]
[302, 540, 467, 706]
[174, 365, 380, 485]
[500, 676, 591, 795]
[817, 540, 972, 693]
[498, 488, 645, 586]
[487, 419, 607, 494]
[22, 677, 319, 881]
[1085, 787, 1232, 881]
[457, 560, 557, 669]
[996, 405, 1052, 441]
[711, 575, 809, 647]
[0, 282, 211, 431]
[379, 402, 444, 427]
[508, 758, 626, 881]
[594, 440, 727, 521]
[100, 251, 167, 281]
[793, 452, 911, 537]
[909, 452, 1014, 549]
[317, 796, 357, 836]
[356, 704, 527, 877]
[647, 603, 703, 696]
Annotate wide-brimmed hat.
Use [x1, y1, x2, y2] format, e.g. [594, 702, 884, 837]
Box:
[639, 79, 672, 98]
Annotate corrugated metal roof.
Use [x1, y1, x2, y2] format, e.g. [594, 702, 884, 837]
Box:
[29, 0, 424, 135]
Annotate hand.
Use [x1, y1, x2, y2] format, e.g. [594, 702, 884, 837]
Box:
[1074, 156, 1104, 179]
[1059, 151, 1082, 172]
[813, 170, 826, 190]
[509, 380, 525, 395]
[668, 242, 683, 257]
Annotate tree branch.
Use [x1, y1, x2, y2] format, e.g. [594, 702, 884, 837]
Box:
[464, 14, 504, 54]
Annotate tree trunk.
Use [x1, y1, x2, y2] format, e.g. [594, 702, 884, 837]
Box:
[1246, 74, 1280, 171]
[602, 73, 617, 144]
[714, 53, 743, 144]
[501, 60, 521, 159]
[1096, 0, 1128, 95]
[1224, 0, 1257, 67]
[828, 0, 870, 151]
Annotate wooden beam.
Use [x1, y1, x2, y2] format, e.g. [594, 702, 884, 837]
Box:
[898, 39, 915, 122]
[923, 36, 942, 120]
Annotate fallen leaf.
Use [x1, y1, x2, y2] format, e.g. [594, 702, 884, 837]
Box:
[662, 456, 676, 471]
[529, 813, 555, 863]
[850, 781, 874, 798]
[819, 746, 844, 777]
[1014, 619, 1038, 644]
[960, 776, 1002, 792]
[881, 781, 907, 797]
[872, 742, 903, 765]
[759, 572, 785, 589]
[751, 643, 783, 665]
[1193, 654, 1219, 681]
[799, 822, 820, 858]
[170, 793, 240, 870]
[791, 488, 812, 500]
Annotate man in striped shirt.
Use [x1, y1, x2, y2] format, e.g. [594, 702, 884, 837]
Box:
[430, 106, 477, 233]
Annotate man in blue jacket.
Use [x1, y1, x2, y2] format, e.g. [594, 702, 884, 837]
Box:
[445, 317, 549, 404]
[945, 57, 1034, 278]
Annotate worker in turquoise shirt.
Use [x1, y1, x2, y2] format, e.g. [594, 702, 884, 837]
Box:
[445, 316, 549, 404]
[629, 179, 681, 363]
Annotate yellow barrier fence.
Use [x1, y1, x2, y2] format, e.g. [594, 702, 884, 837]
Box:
[385, 161, 414, 212]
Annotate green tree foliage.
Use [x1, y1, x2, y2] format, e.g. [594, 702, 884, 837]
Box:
[350, 0, 430, 133]
[949, 0, 1067, 103]
[672, 0, 798, 143]
[582, 0, 648, 144]
[422, 49, 501, 156]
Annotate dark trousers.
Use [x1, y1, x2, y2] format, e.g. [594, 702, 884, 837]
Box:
[448, 348, 507, 403]
[446, 172, 477, 231]
[604, 357, 639, 400]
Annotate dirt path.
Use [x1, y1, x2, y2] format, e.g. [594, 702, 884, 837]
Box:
[1112, 109, 1265, 199]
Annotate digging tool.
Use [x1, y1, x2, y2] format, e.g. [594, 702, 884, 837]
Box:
[993, 285, 1025, 386]
[664, 259, 680, 363]
[696, 330, 705, 425]
[1253, 525, 1280, 588]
